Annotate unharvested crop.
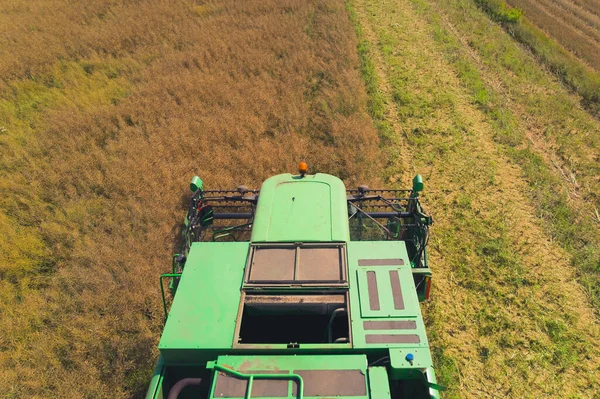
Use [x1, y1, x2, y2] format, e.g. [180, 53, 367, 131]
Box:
[0, 0, 381, 397]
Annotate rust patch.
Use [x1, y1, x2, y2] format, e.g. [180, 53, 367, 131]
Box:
[239, 359, 267, 372]
[244, 294, 345, 305]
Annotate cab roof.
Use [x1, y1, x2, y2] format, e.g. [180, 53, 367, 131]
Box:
[250, 173, 350, 242]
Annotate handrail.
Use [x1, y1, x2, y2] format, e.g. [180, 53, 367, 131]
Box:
[160, 273, 182, 322]
[171, 254, 180, 274]
[421, 368, 447, 393]
[169, 254, 182, 291]
[212, 364, 304, 399]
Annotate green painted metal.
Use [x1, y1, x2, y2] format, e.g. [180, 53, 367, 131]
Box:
[171, 254, 180, 274]
[356, 267, 419, 318]
[168, 255, 182, 291]
[367, 367, 391, 399]
[190, 175, 203, 192]
[144, 356, 165, 399]
[160, 273, 182, 322]
[412, 175, 424, 195]
[251, 173, 350, 242]
[346, 241, 431, 351]
[389, 350, 441, 398]
[388, 348, 435, 377]
[158, 242, 249, 363]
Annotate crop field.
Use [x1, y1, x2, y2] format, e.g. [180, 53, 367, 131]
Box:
[504, 0, 600, 69]
[1, 0, 599, 398]
[0, 0, 381, 396]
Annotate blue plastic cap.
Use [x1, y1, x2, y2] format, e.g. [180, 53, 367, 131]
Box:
[406, 353, 414, 362]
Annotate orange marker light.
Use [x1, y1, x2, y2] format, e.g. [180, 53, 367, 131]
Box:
[298, 161, 308, 175]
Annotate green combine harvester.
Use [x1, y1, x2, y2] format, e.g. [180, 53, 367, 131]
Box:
[146, 163, 443, 399]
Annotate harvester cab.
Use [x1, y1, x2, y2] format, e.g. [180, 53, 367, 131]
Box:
[148, 164, 442, 399]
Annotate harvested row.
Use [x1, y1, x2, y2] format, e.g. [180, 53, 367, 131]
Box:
[468, 0, 600, 310]
[549, 0, 600, 30]
[543, 0, 600, 43]
[0, 0, 382, 397]
[505, 0, 600, 69]
[571, 0, 600, 18]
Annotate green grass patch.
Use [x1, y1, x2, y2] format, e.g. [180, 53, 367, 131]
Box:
[510, 148, 600, 305]
[346, 2, 391, 139]
[474, 0, 522, 24]
[346, 0, 405, 180]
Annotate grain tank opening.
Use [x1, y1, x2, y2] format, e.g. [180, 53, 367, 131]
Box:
[236, 293, 351, 345]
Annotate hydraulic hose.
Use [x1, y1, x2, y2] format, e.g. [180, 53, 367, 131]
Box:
[167, 378, 202, 399]
[326, 307, 347, 343]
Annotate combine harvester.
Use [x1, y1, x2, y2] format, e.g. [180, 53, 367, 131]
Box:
[146, 162, 444, 399]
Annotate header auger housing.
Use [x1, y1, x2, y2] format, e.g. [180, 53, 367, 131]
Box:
[150, 168, 443, 399]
